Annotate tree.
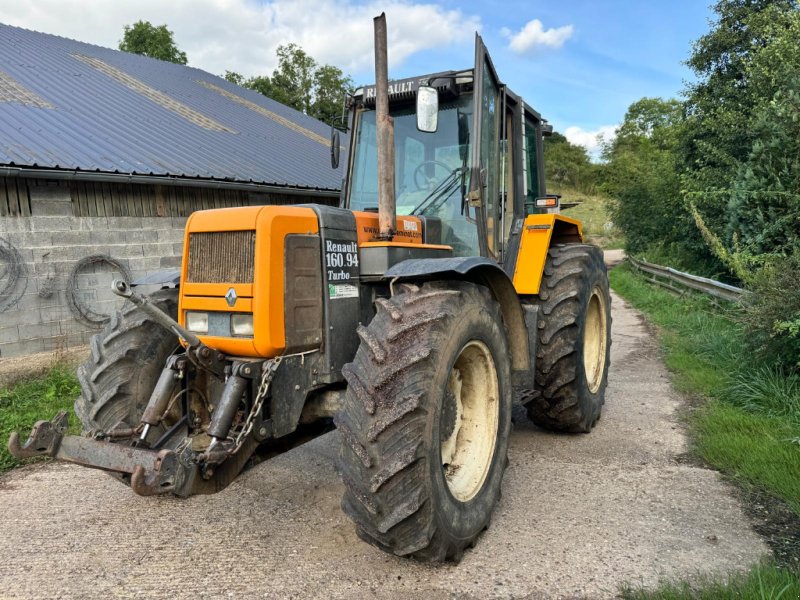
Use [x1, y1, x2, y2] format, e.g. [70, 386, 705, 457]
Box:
[119, 21, 187, 65]
[224, 44, 352, 124]
[543, 132, 598, 194]
[601, 98, 698, 261]
[269, 43, 317, 113]
[725, 9, 800, 258]
[680, 1, 797, 236]
[310, 63, 352, 125]
[615, 97, 682, 141]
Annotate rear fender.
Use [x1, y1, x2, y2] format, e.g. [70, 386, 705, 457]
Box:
[511, 214, 583, 295]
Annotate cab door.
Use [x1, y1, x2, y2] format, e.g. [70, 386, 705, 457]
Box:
[471, 34, 503, 260]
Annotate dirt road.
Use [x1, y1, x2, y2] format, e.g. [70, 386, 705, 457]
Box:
[0, 284, 767, 599]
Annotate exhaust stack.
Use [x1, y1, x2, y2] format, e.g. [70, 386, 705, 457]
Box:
[374, 13, 396, 240]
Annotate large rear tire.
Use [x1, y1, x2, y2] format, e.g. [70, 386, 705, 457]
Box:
[523, 244, 611, 433]
[336, 281, 512, 562]
[74, 288, 180, 435]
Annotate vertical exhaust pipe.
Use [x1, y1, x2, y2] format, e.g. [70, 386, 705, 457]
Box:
[374, 13, 396, 240]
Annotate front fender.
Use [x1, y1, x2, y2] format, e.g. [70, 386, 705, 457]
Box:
[384, 257, 530, 377]
[130, 268, 181, 288]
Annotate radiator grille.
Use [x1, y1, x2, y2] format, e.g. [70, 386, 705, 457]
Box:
[187, 231, 255, 284]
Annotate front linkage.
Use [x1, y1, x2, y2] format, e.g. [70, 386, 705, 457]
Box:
[8, 280, 275, 497]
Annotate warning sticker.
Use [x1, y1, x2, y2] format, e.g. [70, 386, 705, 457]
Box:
[328, 283, 359, 299]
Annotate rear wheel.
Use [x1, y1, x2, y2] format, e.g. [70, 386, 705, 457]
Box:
[522, 244, 611, 432]
[336, 281, 511, 562]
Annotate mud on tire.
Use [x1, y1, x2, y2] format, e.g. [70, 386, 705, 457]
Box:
[336, 281, 512, 562]
[522, 243, 611, 433]
[74, 288, 179, 435]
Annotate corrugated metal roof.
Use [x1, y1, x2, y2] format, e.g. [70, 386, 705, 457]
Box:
[0, 23, 344, 192]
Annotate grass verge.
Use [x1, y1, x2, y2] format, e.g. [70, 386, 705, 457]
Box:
[619, 561, 799, 599]
[610, 263, 800, 597]
[0, 364, 80, 474]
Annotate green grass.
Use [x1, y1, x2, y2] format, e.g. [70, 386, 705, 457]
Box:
[550, 185, 624, 249]
[610, 264, 800, 597]
[0, 365, 80, 474]
[620, 562, 800, 599]
[693, 403, 800, 513]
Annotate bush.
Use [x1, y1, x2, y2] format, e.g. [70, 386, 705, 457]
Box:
[738, 253, 800, 371]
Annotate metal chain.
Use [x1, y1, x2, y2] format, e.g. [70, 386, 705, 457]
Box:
[228, 356, 281, 456]
[226, 348, 318, 457]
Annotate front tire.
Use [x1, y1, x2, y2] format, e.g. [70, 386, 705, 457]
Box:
[74, 288, 180, 435]
[336, 281, 512, 562]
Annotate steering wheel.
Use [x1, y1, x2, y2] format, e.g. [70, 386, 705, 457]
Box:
[413, 160, 454, 190]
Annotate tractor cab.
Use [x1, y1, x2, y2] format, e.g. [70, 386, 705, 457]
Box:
[341, 36, 554, 265]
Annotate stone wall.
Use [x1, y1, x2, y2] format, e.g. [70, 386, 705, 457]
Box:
[0, 215, 186, 358]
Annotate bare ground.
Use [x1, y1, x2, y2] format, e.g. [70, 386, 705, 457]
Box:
[0, 346, 87, 388]
[0, 287, 767, 599]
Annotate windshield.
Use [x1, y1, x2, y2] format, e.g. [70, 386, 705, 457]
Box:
[348, 95, 479, 256]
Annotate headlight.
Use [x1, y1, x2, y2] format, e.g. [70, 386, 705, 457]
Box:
[185, 311, 209, 334]
[231, 313, 254, 337]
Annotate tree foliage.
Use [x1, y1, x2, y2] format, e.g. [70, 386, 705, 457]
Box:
[682, 1, 796, 190]
[543, 132, 599, 194]
[601, 98, 690, 257]
[680, 1, 799, 246]
[725, 8, 800, 258]
[740, 253, 800, 369]
[119, 21, 187, 65]
[594, 0, 800, 368]
[599, 98, 726, 274]
[225, 44, 353, 124]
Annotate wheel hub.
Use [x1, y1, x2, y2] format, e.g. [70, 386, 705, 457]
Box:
[440, 370, 463, 467]
[583, 287, 608, 394]
[440, 340, 499, 502]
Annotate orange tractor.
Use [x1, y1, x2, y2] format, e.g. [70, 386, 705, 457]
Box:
[11, 15, 611, 561]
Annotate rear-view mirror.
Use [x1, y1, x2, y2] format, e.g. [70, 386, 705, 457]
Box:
[416, 86, 439, 133]
[330, 127, 340, 169]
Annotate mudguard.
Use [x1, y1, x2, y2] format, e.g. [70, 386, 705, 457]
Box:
[384, 257, 532, 381]
[130, 268, 181, 288]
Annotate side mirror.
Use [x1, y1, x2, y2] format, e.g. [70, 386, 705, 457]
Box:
[330, 127, 340, 169]
[416, 86, 438, 133]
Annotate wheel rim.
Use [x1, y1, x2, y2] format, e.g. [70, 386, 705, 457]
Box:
[440, 340, 500, 502]
[583, 287, 608, 394]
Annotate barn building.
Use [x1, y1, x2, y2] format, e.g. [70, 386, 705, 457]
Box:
[0, 23, 344, 358]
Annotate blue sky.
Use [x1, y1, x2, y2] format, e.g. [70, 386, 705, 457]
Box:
[1, 0, 715, 152]
[357, 0, 715, 152]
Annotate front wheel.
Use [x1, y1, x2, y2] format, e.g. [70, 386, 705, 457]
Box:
[74, 288, 180, 434]
[336, 281, 512, 562]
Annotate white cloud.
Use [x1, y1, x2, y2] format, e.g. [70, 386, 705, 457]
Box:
[564, 125, 617, 158]
[0, 0, 480, 78]
[503, 19, 573, 54]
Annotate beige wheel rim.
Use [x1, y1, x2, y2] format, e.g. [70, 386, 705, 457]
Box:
[440, 340, 500, 502]
[583, 287, 608, 394]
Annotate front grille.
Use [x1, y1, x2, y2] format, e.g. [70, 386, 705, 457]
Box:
[187, 231, 255, 283]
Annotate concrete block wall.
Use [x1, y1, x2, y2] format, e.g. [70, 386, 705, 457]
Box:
[0, 216, 186, 358]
